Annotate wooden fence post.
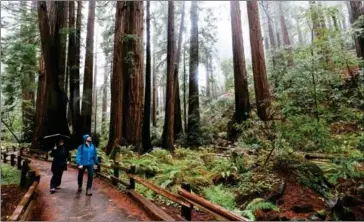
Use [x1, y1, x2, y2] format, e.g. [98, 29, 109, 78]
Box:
[26, 170, 36, 188]
[3, 152, 8, 163]
[20, 160, 30, 188]
[6, 147, 9, 153]
[181, 182, 192, 221]
[17, 155, 22, 169]
[113, 162, 119, 186]
[20, 147, 24, 156]
[12, 146, 16, 152]
[129, 165, 136, 190]
[10, 154, 16, 166]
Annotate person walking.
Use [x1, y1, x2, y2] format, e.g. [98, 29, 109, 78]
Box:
[50, 138, 70, 194]
[76, 134, 99, 196]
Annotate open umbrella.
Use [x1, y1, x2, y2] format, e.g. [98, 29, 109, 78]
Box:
[41, 134, 70, 150]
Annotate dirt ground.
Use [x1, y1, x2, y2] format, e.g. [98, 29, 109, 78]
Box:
[1, 185, 27, 221]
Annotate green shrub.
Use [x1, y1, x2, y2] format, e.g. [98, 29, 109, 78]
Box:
[203, 185, 237, 210]
[1, 164, 21, 185]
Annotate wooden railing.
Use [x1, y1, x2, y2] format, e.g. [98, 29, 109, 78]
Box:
[20, 148, 247, 221]
[1, 148, 40, 221]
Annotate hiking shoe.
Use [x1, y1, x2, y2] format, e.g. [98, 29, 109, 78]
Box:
[77, 186, 82, 192]
[55, 186, 61, 189]
[86, 189, 92, 196]
[50, 188, 55, 194]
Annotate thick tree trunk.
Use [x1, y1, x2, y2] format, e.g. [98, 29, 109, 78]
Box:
[33, 1, 70, 149]
[106, 1, 126, 155]
[279, 2, 293, 66]
[173, 2, 185, 138]
[58, 1, 68, 92]
[162, 1, 176, 151]
[187, 1, 201, 146]
[32, 56, 47, 148]
[142, 1, 152, 153]
[276, 31, 281, 48]
[247, 0, 271, 121]
[81, 1, 95, 135]
[122, 1, 144, 147]
[229, 1, 250, 140]
[92, 34, 98, 135]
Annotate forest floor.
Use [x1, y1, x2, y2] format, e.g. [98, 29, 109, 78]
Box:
[29, 159, 150, 221]
[1, 185, 27, 221]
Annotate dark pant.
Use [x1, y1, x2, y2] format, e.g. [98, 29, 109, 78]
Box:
[50, 167, 64, 189]
[78, 165, 94, 189]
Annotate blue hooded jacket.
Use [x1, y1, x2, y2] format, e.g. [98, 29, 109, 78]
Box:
[76, 134, 99, 166]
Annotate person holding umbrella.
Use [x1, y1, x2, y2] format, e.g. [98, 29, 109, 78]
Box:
[50, 138, 70, 194]
[76, 134, 99, 196]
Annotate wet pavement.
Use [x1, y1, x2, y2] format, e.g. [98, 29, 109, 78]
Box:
[30, 159, 150, 221]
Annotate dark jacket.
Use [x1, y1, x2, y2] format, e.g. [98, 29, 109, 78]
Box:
[51, 145, 70, 171]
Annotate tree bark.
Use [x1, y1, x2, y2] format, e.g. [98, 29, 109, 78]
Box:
[162, 1, 176, 151]
[101, 59, 109, 136]
[247, 0, 271, 121]
[183, 48, 187, 132]
[122, 1, 144, 147]
[33, 1, 70, 149]
[350, 1, 364, 58]
[229, 1, 250, 135]
[81, 1, 96, 135]
[142, 1, 152, 153]
[187, 1, 201, 146]
[106, 1, 126, 155]
[206, 55, 211, 98]
[279, 2, 294, 66]
[152, 47, 157, 127]
[173, 2, 185, 138]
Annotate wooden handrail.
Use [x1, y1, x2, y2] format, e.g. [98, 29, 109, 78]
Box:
[178, 188, 246, 221]
[9, 181, 39, 221]
[130, 175, 190, 208]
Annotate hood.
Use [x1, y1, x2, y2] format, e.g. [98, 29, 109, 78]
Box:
[82, 134, 91, 144]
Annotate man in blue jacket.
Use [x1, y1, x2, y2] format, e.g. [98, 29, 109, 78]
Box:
[76, 134, 99, 196]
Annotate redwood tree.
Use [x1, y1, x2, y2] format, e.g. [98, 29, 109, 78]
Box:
[187, 1, 201, 146]
[278, 2, 294, 66]
[247, 0, 271, 121]
[33, 1, 70, 149]
[122, 1, 144, 146]
[174, 2, 185, 138]
[229, 1, 250, 140]
[106, 1, 125, 155]
[162, 1, 176, 151]
[349, 1, 364, 58]
[142, 1, 152, 152]
[81, 1, 96, 135]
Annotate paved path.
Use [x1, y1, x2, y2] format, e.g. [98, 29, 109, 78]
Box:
[30, 159, 150, 221]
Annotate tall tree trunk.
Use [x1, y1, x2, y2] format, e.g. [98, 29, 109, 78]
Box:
[350, 1, 364, 58]
[32, 55, 47, 148]
[68, 1, 78, 134]
[206, 54, 211, 98]
[162, 1, 176, 151]
[187, 1, 201, 146]
[33, 1, 70, 149]
[276, 31, 281, 48]
[183, 48, 187, 133]
[279, 2, 293, 66]
[81, 1, 95, 135]
[72, 1, 82, 138]
[20, 2, 35, 142]
[295, 16, 304, 45]
[229, 1, 250, 141]
[106, 1, 125, 155]
[58, 1, 68, 92]
[173, 2, 185, 138]
[122, 1, 144, 147]
[152, 48, 157, 127]
[142, 1, 152, 153]
[92, 33, 98, 135]
[101, 59, 109, 136]
[247, 0, 271, 121]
